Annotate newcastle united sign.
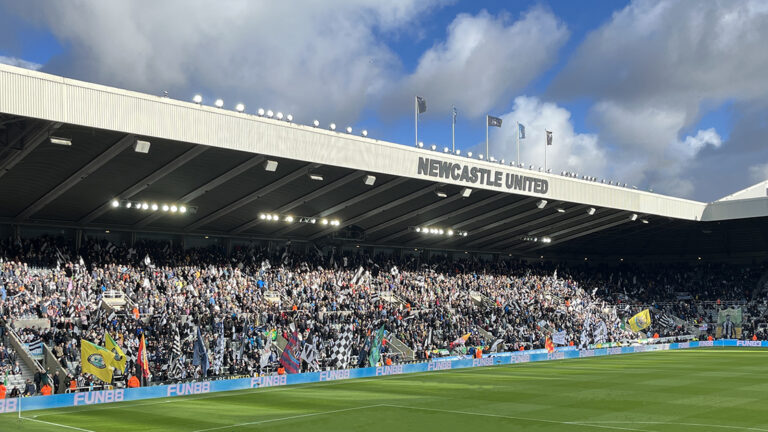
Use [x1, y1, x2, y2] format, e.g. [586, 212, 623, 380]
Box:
[417, 157, 549, 195]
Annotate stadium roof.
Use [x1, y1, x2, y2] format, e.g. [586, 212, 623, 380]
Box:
[1, 64, 767, 259]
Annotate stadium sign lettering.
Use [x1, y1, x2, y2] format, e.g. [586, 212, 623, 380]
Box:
[167, 382, 210, 397]
[699, 340, 714, 347]
[736, 340, 761, 347]
[509, 354, 530, 364]
[251, 375, 287, 388]
[427, 361, 453, 371]
[0, 398, 17, 413]
[74, 389, 124, 406]
[472, 357, 494, 367]
[319, 369, 350, 381]
[417, 157, 549, 195]
[375, 365, 404, 376]
[547, 352, 565, 361]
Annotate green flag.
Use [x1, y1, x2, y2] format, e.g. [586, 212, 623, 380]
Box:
[368, 325, 386, 367]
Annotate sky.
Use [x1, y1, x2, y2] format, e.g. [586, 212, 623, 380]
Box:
[1, 0, 767, 202]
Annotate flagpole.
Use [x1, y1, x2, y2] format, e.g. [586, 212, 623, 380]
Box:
[414, 97, 418, 147]
[452, 106, 456, 152]
[544, 132, 547, 171]
[516, 122, 520, 165]
[485, 115, 489, 158]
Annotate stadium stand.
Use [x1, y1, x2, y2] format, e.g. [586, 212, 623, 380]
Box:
[2, 236, 766, 395]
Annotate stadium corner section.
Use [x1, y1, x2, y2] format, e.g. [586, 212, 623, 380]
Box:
[1, 339, 765, 415]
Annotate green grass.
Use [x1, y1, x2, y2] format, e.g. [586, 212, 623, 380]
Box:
[3, 348, 768, 432]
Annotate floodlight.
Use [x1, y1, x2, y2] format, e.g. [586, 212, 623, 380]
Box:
[151, 203, 158, 211]
[431, 144, 437, 151]
[447, 230, 454, 236]
[629, 214, 638, 221]
[467, 152, 473, 157]
[415, 227, 421, 232]
[265, 160, 279, 172]
[235, 103, 245, 112]
[478, 154, 484, 160]
[266, 110, 274, 118]
[276, 112, 283, 120]
[258, 108, 265, 116]
[309, 173, 324, 181]
[179, 206, 187, 213]
[461, 188, 472, 198]
[193, 94, 203, 104]
[418, 141, 424, 148]
[435, 190, 448, 198]
[50, 137, 72, 146]
[286, 114, 293, 122]
[586, 207, 596, 215]
[329, 123, 336, 130]
[134, 139, 151, 154]
[346, 126, 352, 133]
[363, 175, 376, 186]
[285, 216, 294, 223]
[259, 214, 267, 220]
[126, 202, 132, 209]
[111, 200, 119, 208]
[556, 207, 566, 213]
[170, 205, 178, 213]
[214, 99, 224, 108]
[444, 147, 450, 153]
[455, 150, 461, 155]
[641, 219, 649, 224]
[321, 219, 328, 225]
[536, 199, 548, 209]
[361, 130, 368, 137]
[313, 120, 320, 127]
[162, 204, 169, 212]
[141, 202, 149, 210]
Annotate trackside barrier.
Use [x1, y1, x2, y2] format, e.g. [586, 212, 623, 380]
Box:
[3, 339, 766, 413]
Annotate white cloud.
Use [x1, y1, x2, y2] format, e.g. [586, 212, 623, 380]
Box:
[551, 0, 768, 198]
[749, 163, 768, 183]
[480, 96, 606, 176]
[0, 55, 41, 70]
[4, 0, 449, 123]
[390, 8, 568, 118]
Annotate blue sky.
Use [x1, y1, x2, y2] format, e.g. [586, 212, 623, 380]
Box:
[1, 0, 767, 201]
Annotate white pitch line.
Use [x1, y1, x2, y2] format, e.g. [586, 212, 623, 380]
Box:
[190, 404, 383, 432]
[382, 404, 653, 432]
[580, 421, 768, 431]
[21, 416, 96, 432]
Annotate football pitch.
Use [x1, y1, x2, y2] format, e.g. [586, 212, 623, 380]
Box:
[3, 348, 767, 432]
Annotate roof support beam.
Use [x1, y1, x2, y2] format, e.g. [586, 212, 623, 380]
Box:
[374, 194, 506, 243]
[274, 177, 409, 237]
[308, 183, 434, 241]
[185, 163, 318, 231]
[16, 134, 134, 220]
[364, 193, 464, 238]
[467, 204, 581, 248]
[520, 213, 629, 252]
[230, 170, 364, 234]
[79, 145, 208, 224]
[134, 155, 266, 228]
[425, 198, 540, 247]
[485, 206, 593, 249]
[0, 121, 56, 180]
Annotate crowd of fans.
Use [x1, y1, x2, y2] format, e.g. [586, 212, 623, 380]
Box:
[0, 235, 765, 396]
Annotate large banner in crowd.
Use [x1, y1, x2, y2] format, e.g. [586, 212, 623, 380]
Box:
[3, 339, 766, 414]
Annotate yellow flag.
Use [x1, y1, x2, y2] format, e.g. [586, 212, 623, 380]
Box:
[628, 309, 651, 332]
[81, 339, 114, 383]
[105, 333, 127, 373]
